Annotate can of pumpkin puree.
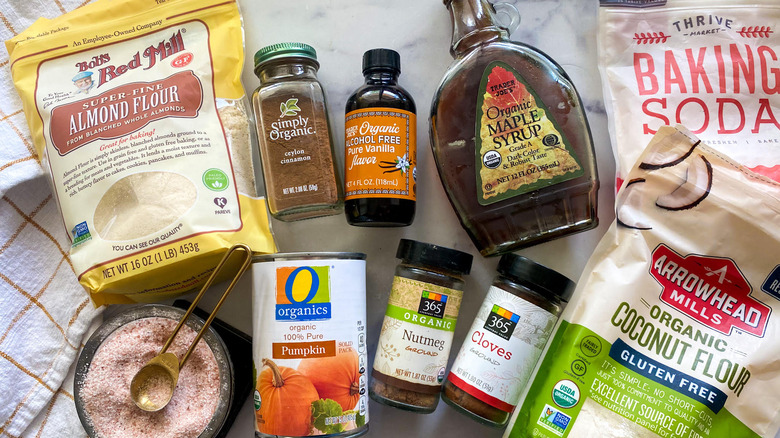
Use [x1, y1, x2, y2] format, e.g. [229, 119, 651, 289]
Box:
[252, 253, 369, 438]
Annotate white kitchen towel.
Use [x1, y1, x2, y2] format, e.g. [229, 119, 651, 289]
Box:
[0, 1, 101, 437]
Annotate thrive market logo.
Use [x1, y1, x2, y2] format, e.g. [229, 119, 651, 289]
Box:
[275, 266, 331, 321]
[651, 244, 770, 337]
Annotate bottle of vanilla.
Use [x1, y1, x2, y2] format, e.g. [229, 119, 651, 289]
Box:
[344, 49, 416, 226]
[430, 0, 599, 256]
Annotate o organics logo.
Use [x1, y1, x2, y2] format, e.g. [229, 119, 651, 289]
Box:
[651, 244, 770, 337]
[275, 266, 331, 321]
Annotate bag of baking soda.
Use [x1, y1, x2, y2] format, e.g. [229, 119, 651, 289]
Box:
[6, 0, 275, 305]
[505, 125, 780, 437]
[599, 0, 780, 188]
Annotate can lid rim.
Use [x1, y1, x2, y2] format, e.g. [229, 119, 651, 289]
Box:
[252, 252, 367, 262]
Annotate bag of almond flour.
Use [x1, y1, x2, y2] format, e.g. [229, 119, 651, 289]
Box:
[6, 0, 275, 305]
[598, 0, 780, 188]
[505, 125, 780, 437]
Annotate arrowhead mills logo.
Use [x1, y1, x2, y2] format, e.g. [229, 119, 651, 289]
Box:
[650, 244, 770, 337]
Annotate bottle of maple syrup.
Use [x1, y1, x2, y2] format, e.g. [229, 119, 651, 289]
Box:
[430, 0, 599, 256]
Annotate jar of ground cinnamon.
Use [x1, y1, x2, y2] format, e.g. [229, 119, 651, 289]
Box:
[441, 254, 574, 427]
[251, 42, 343, 221]
[370, 239, 473, 413]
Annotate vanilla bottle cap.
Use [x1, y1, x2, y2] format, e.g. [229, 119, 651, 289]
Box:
[362, 48, 401, 74]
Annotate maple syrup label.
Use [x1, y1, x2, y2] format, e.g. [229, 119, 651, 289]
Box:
[475, 61, 584, 205]
[344, 108, 416, 201]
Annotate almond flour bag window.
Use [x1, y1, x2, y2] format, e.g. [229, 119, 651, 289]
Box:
[506, 126, 780, 438]
[6, 0, 275, 305]
[598, 0, 780, 187]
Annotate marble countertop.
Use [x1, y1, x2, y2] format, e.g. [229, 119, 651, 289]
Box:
[210, 0, 616, 436]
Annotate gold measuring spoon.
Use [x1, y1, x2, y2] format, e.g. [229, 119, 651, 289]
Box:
[130, 244, 253, 411]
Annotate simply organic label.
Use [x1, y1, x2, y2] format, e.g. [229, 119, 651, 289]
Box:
[448, 286, 557, 412]
[344, 109, 416, 201]
[373, 277, 462, 387]
[256, 95, 339, 204]
[475, 61, 583, 205]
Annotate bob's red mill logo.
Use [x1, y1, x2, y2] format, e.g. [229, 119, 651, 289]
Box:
[650, 244, 770, 337]
[74, 30, 186, 88]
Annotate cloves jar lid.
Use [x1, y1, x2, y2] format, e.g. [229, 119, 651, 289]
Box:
[497, 254, 575, 302]
[254, 42, 319, 72]
[396, 239, 473, 276]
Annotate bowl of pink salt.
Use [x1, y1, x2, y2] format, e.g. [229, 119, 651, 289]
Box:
[74, 304, 233, 438]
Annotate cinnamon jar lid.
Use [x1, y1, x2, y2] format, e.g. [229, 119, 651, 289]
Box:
[253, 42, 319, 72]
[396, 239, 473, 275]
[497, 253, 575, 301]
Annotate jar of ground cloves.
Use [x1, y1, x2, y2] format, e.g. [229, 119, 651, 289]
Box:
[251, 42, 343, 221]
[441, 254, 574, 427]
[370, 239, 473, 413]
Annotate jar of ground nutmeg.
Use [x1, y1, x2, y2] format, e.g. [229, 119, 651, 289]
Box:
[441, 254, 574, 427]
[370, 239, 473, 413]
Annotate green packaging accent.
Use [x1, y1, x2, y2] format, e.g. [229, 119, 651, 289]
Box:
[203, 168, 229, 191]
[384, 304, 457, 332]
[509, 321, 759, 438]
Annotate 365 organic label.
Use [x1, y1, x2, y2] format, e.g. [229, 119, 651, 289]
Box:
[344, 108, 416, 201]
[476, 61, 583, 205]
[447, 286, 557, 412]
[373, 277, 462, 389]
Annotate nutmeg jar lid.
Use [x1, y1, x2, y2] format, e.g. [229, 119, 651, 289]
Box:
[396, 239, 473, 275]
[497, 254, 575, 302]
[254, 42, 319, 71]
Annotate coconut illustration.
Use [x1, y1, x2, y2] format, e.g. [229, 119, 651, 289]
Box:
[655, 155, 713, 211]
[616, 178, 652, 230]
[639, 139, 700, 171]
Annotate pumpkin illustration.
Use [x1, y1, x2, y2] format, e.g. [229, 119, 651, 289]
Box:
[256, 358, 319, 436]
[298, 348, 361, 411]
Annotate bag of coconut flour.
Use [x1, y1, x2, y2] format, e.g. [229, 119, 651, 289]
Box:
[505, 125, 780, 438]
[6, 0, 275, 305]
[599, 0, 780, 188]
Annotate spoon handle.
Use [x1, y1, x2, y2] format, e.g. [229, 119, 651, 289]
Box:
[159, 243, 253, 367]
